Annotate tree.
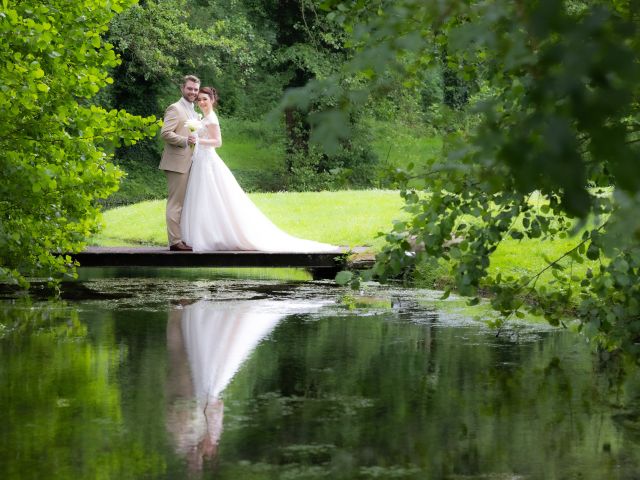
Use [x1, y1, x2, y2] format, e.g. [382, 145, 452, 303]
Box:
[307, 0, 640, 358]
[103, 0, 380, 193]
[0, 0, 158, 287]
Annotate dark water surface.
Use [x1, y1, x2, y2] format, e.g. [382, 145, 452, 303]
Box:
[1, 273, 640, 480]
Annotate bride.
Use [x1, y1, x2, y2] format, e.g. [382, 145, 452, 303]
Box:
[180, 87, 340, 253]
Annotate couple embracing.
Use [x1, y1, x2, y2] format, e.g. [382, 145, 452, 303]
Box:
[159, 75, 339, 254]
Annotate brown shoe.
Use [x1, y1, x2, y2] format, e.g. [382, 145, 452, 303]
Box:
[169, 241, 193, 252]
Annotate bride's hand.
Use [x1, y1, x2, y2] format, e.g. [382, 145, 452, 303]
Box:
[187, 134, 198, 146]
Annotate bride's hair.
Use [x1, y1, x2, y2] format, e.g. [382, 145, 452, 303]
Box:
[199, 87, 218, 108]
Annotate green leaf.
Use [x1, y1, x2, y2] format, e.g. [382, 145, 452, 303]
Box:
[586, 243, 600, 261]
[335, 270, 353, 285]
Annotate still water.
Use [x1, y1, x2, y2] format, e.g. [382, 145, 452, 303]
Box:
[1, 272, 640, 480]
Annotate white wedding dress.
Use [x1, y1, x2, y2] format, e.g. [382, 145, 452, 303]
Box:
[166, 300, 284, 461]
[181, 112, 340, 253]
[166, 299, 330, 460]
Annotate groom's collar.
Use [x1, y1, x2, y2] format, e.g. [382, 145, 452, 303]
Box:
[179, 97, 195, 111]
[179, 97, 197, 119]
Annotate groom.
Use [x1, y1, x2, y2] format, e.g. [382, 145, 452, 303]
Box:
[159, 74, 200, 251]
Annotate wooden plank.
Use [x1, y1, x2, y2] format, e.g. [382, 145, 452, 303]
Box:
[64, 247, 375, 279]
[68, 246, 360, 269]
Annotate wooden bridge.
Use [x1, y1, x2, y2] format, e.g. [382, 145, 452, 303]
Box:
[69, 246, 374, 280]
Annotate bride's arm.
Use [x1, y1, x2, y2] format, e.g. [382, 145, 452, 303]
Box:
[198, 123, 222, 148]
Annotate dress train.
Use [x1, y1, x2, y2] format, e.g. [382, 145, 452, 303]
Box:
[181, 112, 340, 253]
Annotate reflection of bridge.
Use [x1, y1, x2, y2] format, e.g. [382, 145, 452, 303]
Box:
[69, 246, 373, 279]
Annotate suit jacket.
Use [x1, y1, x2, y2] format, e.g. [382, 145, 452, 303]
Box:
[159, 99, 195, 173]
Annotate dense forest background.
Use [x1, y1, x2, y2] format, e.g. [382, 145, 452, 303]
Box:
[101, 0, 458, 205]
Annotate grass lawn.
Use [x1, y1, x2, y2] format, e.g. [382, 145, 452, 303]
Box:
[93, 189, 407, 249]
[218, 118, 443, 175]
[482, 193, 598, 284]
[216, 118, 284, 172]
[490, 235, 595, 282]
[369, 119, 442, 170]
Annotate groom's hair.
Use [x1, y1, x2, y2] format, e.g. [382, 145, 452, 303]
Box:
[182, 74, 200, 86]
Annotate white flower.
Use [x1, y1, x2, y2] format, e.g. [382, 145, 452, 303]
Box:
[185, 118, 203, 132]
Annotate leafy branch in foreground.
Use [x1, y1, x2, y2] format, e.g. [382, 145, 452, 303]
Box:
[0, 0, 159, 287]
[309, 0, 640, 359]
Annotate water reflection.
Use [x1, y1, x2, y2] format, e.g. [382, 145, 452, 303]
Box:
[2, 280, 640, 480]
[0, 301, 166, 480]
[165, 299, 307, 472]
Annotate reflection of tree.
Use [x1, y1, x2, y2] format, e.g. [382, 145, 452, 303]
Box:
[0, 301, 162, 480]
[5, 297, 639, 479]
[165, 300, 287, 473]
[219, 317, 640, 479]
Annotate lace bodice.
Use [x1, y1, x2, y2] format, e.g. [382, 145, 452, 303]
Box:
[198, 112, 219, 138]
[193, 111, 221, 150]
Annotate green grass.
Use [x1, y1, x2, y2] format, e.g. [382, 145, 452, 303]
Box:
[482, 193, 598, 284]
[490, 235, 594, 283]
[219, 118, 443, 175]
[216, 118, 284, 172]
[93, 189, 406, 249]
[369, 119, 442, 170]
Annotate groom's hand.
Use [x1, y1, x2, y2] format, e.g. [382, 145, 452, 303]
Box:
[187, 134, 197, 146]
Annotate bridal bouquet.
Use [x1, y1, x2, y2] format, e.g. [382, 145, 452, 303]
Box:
[185, 117, 203, 148]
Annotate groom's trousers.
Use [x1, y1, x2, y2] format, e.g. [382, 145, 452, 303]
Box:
[165, 170, 190, 246]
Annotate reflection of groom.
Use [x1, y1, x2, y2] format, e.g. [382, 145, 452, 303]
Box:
[165, 304, 224, 472]
[159, 75, 200, 252]
[164, 299, 287, 472]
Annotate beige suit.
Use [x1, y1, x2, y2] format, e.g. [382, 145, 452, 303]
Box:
[160, 98, 196, 246]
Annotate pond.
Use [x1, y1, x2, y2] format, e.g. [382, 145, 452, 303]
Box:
[1, 271, 639, 479]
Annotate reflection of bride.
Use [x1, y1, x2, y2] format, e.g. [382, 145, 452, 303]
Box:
[180, 86, 340, 253]
[165, 299, 290, 472]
